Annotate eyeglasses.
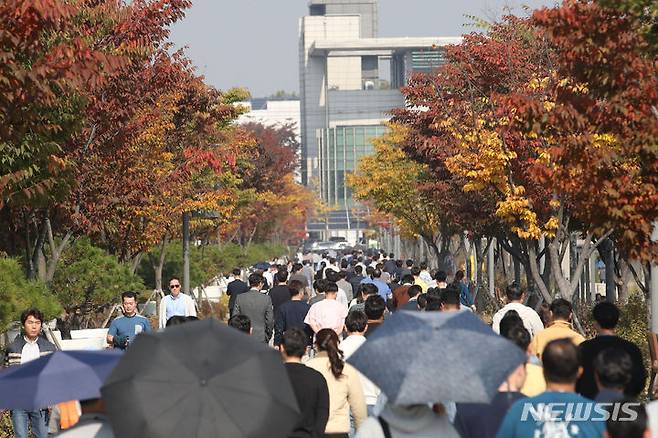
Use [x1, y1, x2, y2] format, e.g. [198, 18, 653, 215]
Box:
[170, 284, 181, 288]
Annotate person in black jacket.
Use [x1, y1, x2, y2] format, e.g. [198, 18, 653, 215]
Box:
[226, 268, 249, 318]
[274, 280, 311, 347]
[282, 328, 330, 438]
[269, 270, 291, 315]
[576, 301, 646, 399]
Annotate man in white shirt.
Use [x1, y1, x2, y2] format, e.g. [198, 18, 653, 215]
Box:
[419, 261, 433, 285]
[340, 310, 380, 416]
[158, 277, 197, 329]
[492, 284, 544, 337]
[304, 282, 347, 335]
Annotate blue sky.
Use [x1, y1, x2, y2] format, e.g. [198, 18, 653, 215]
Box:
[170, 0, 555, 98]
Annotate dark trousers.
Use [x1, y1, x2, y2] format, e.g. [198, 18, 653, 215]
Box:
[324, 434, 349, 438]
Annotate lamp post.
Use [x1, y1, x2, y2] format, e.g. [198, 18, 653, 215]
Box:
[182, 212, 190, 295]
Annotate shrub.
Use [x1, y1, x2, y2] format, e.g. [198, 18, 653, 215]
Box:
[51, 238, 145, 315]
[0, 257, 62, 329]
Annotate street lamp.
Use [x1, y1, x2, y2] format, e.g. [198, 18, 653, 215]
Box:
[182, 209, 221, 299]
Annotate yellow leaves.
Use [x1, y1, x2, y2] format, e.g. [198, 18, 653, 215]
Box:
[543, 100, 555, 112]
[495, 192, 542, 240]
[528, 76, 549, 91]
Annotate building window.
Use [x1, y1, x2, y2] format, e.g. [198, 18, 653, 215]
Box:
[309, 4, 326, 16]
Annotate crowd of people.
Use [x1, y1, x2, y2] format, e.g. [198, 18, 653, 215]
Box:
[1, 249, 656, 438]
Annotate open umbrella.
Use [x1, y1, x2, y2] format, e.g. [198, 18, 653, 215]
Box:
[347, 310, 526, 405]
[253, 262, 271, 270]
[101, 318, 299, 438]
[0, 350, 123, 410]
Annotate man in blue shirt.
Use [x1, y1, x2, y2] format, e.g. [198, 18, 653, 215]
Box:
[360, 267, 391, 301]
[158, 277, 197, 328]
[107, 291, 151, 349]
[497, 338, 605, 438]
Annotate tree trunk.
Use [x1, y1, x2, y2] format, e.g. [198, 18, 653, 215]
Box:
[45, 223, 73, 283]
[599, 238, 617, 302]
[28, 216, 48, 280]
[153, 236, 169, 292]
[526, 242, 552, 303]
[130, 252, 143, 275]
[616, 257, 632, 304]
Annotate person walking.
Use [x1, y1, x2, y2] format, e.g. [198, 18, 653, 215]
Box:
[305, 282, 348, 335]
[274, 280, 311, 348]
[492, 283, 544, 337]
[576, 301, 646, 399]
[106, 292, 151, 350]
[348, 266, 365, 295]
[364, 295, 386, 338]
[233, 273, 274, 344]
[392, 275, 415, 310]
[4, 308, 57, 438]
[281, 328, 330, 438]
[269, 270, 291, 315]
[400, 285, 422, 311]
[226, 268, 249, 318]
[529, 298, 585, 358]
[496, 339, 605, 437]
[339, 311, 380, 416]
[307, 329, 367, 438]
[158, 277, 196, 329]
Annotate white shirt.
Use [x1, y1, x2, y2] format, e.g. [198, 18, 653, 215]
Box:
[492, 302, 544, 337]
[336, 287, 349, 308]
[21, 337, 41, 364]
[340, 334, 380, 405]
[419, 270, 433, 285]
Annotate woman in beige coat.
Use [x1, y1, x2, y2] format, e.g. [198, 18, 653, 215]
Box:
[307, 329, 367, 438]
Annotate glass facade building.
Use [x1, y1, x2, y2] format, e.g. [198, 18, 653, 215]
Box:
[317, 124, 387, 206]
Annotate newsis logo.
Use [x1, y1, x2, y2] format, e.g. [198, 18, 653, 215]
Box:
[520, 402, 641, 422]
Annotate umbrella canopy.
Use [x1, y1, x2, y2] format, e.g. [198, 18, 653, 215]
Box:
[253, 262, 271, 270]
[101, 318, 299, 438]
[0, 349, 123, 410]
[347, 310, 527, 405]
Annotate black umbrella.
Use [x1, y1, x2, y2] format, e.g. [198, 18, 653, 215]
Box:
[347, 310, 527, 405]
[101, 319, 299, 438]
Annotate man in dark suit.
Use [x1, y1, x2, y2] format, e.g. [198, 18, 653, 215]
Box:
[400, 284, 423, 311]
[233, 273, 274, 344]
[227, 268, 249, 318]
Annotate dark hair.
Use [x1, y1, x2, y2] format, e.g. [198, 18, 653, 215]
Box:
[360, 283, 378, 299]
[166, 315, 188, 327]
[325, 282, 339, 294]
[454, 270, 465, 281]
[288, 280, 304, 297]
[340, 259, 348, 269]
[401, 274, 415, 284]
[232, 268, 241, 276]
[186, 316, 198, 321]
[550, 298, 573, 321]
[248, 273, 264, 287]
[405, 259, 413, 267]
[389, 253, 394, 259]
[407, 284, 422, 298]
[325, 269, 339, 282]
[539, 302, 552, 326]
[396, 260, 403, 268]
[275, 270, 289, 284]
[365, 295, 386, 320]
[605, 397, 647, 438]
[434, 270, 447, 282]
[440, 286, 460, 307]
[411, 267, 421, 276]
[417, 293, 428, 310]
[592, 301, 620, 329]
[594, 347, 632, 390]
[292, 263, 303, 273]
[505, 283, 524, 301]
[372, 269, 382, 278]
[425, 295, 442, 311]
[345, 311, 368, 333]
[282, 328, 308, 358]
[504, 325, 531, 351]
[354, 265, 363, 274]
[121, 291, 138, 301]
[21, 308, 44, 325]
[228, 314, 251, 334]
[315, 329, 344, 378]
[420, 261, 428, 270]
[314, 278, 327, 294]
[542, 338, 580, 384]
[499, 310, 524, 338]
[365, 266, 375, 277]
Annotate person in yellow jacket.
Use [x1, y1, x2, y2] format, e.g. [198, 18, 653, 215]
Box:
[529, 298, 585, 358]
